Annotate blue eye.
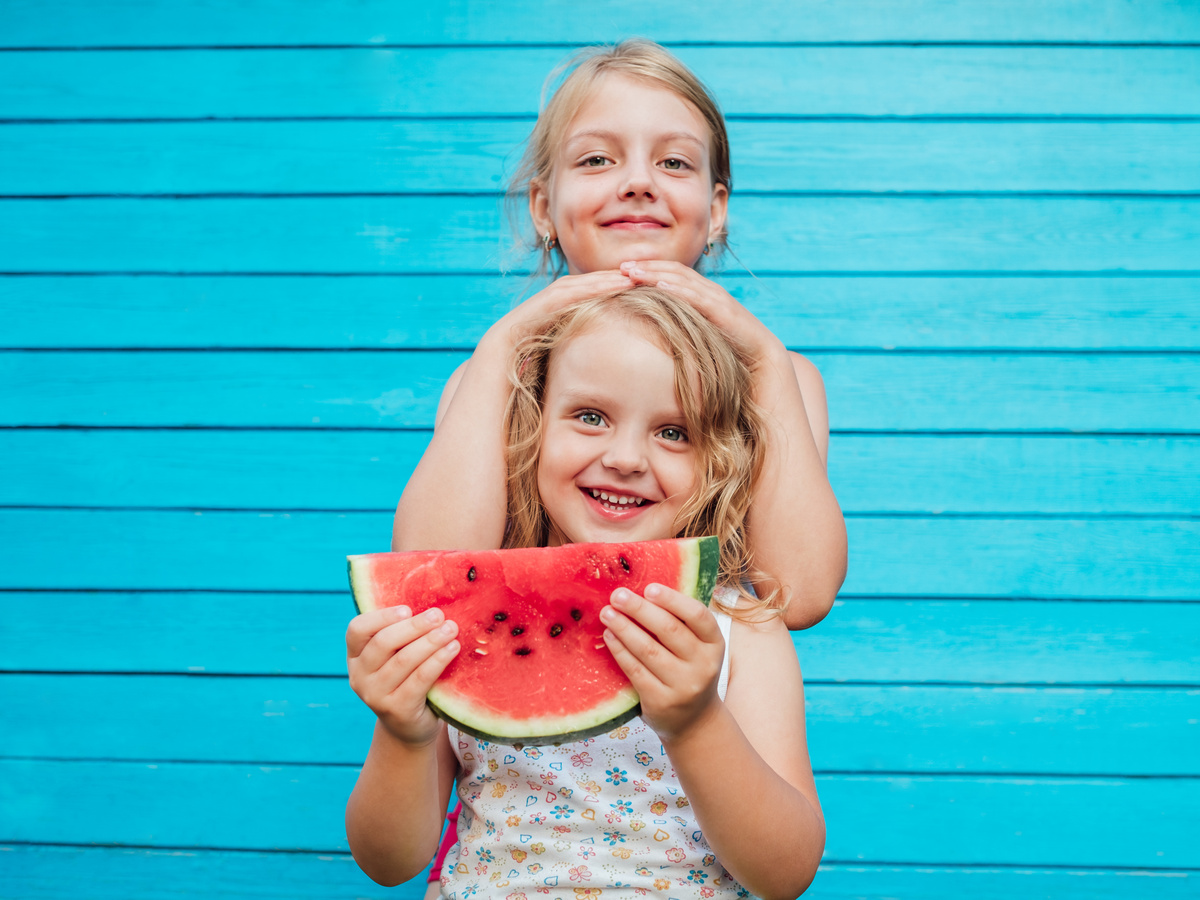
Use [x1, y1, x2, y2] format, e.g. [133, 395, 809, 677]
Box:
[659, 427, 686, 442]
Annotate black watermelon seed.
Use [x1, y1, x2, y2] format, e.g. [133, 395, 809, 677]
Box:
[467, 566, 476, 582]
[619, 555, 631, 572]
[494, 612, 508, 621]
[570, 608, 582, 621]
[511, 626, 524, 636]
[515, 647, 531, 656]
[550, 624, 563, 637]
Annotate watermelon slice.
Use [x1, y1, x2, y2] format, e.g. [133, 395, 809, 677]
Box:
[347, 536, 719, 745]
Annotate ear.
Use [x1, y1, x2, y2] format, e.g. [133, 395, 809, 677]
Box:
[708, 182, 729, 245]
[529, 179, 554, 241]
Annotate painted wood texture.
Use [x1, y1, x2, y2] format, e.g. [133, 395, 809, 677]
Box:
[5, 121, 1200, 195]
[7, 431, 1200, 515]
[5, 594, 1197, 684]
[7, 0, 1200, 45]
[2, 509, 1197, 598]
[2, 758, 1195, 867]
[5, 351, 1200, 431]
[5, 197, 1200, 273]
[5, 48, 1200, 119]
[5, 276, 1200, 350]
[5, 675, 1197, 775]
[2, 847, 1194, 900]
[3, 3, 1199, 897]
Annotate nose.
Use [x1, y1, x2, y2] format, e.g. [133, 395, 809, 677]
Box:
[601, 429, 648, 475]
[620, 158, 657, 200]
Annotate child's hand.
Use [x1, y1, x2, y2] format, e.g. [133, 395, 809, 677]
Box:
[619, 260, 787, 365]
[346, 605, 460, 747]
[600, 584, 725, 742]
[488, 270, 633, 342]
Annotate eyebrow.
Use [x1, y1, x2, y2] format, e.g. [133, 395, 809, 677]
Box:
[564, 129, 706, 149]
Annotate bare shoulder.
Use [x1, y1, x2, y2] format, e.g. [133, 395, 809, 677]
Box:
[786, 351, 829, 465]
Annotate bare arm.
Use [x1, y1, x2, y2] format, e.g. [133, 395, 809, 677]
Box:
[346, 722, 458, 885]
[751, 345, 846, 628]
[393, 271, 633, 552]
[344, 605, 462, 884]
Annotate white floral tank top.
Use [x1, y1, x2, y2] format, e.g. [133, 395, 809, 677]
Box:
[440, 591, 750, 900]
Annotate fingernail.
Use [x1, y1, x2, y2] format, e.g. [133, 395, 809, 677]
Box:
[656, 280, 673, 290]
[423, 608, 443, 623]
[645, 583, 662, 598]
[600, 606, 615, 623]
[392, 605, 411, 618]
[439, 621, 457, 636]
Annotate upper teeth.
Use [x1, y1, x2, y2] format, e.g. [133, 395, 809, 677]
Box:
[591, 489, 644, 507]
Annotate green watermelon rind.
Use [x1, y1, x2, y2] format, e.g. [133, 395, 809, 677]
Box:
[428, 685, 643, 747]
[346, 536, 721, 746]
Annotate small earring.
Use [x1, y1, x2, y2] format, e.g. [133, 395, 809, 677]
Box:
[542, 232, 557, 252]
[702, 241, 714, 256]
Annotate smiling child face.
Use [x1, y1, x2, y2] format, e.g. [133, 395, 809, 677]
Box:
[536, 315, 697, 546]
[530, 73, 728, 274]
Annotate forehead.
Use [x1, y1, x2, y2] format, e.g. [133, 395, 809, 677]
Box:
[559, 73, 711, 153]
[547, 316, 674, 389]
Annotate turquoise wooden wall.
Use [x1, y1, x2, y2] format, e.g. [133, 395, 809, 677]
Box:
[2, 2, 1199, 897]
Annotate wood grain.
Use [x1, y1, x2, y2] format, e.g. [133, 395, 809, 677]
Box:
[4, 121, 1199, 195]
[3, 845, 1193, 900]
[4, 196, 1200, 273]
[0, 509, 1197, 598]
[1, 759, 1194, 867]
[5, 275, 1199, 350]
[3, 48, 1200, 119]
[3, 350, 1198, 431]
[6, 0, 1200, 46]
[3, 593, 1196, 683]
[5, 431, 1198, 514]
[4, 675, 1195, 775]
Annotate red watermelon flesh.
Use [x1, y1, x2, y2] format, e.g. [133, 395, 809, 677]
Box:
[347, 536, 719, 745]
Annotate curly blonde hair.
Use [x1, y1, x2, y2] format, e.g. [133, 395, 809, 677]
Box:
[507, 38, 732, 279]
[502, 286, 779, 618]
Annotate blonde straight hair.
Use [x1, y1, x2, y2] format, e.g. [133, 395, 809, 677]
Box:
[502, 286, 780, 618]
[508, 39, 733, 278]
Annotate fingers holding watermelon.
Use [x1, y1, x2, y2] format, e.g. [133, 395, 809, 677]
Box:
[601, 584, 725, 741]
[346, 606, 462, 746]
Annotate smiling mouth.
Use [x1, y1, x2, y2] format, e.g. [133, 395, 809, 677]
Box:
[603, 218, 668, 229]
[584, 488, 649, 513]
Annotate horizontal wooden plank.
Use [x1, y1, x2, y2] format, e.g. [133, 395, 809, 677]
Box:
[4, 675, 1195, 776]
[0, 844, 428, 900]
[3, 591, 1197, 683]
[4, 48, 1200, 119]
[3, 846, 1194, 900]
[4, 275, 1199, 351]
[3, 351, 1199, 432]
[4, 196, 1200, 274]
[6, 0, 1200, 45]
[809, 865, 1200, 900]
[821, 774, 1198, 868]
[1, 759, 1194, 866]
[5, 121, 1200, 195]
[7, 431, 1200, 516]
[1, 509, 1196, 598]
